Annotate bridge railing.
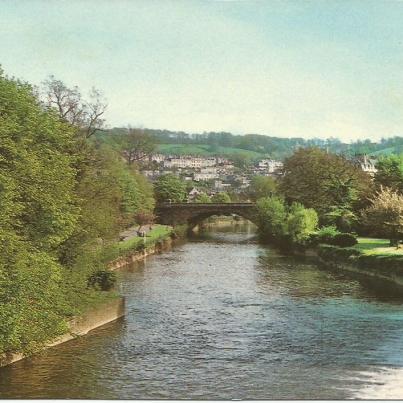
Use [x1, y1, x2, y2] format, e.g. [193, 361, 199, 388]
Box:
[157, 202, 255, 207]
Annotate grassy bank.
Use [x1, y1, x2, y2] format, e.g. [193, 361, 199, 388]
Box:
[354, 238, 403, 256]
[117, 225, 173, 256]
[317, 238, 403, 284]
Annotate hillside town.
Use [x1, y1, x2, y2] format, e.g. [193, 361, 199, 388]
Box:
[140, 152, 378, 201]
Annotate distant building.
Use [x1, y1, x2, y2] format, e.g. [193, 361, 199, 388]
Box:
[149, 154, 166, 163]
[194, 172, 218, 181]
[257, 159, 284, 173]
[352, 155, 378, 176]
[164, 156, 216, 169]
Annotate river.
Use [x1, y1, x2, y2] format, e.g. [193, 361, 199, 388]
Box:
[1, 223, 403, 399]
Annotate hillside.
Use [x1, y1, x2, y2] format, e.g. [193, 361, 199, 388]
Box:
[96, 128, 403, 160]
[157, 143, 266, 159]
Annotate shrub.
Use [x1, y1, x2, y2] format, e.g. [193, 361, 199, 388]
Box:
[211, 192, 231, 203]
[255, 196, 288, 241]
[287, 202, 319, 244]
[332, 233, 358, 247]
[87, 270, 117, 291]
[317, 244, 361, 263]
[315, 226, 340, 244]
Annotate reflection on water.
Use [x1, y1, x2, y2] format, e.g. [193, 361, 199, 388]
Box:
[0, 222, 403, 399]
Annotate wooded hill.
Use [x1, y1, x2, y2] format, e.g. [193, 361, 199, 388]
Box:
[97, 128, 403, 160]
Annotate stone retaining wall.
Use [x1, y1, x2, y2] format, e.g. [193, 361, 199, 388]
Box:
[0, 297, 125, 368]
[109, 236, 174, 270]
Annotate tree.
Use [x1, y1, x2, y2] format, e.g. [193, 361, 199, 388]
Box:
[195, 192, 211, 203]
[134, 211, 156, 231]
[287, 203, 319, 243]
[211, 192, 231, 203]
[42, 76, 107, 138]
[374, 154, 403, 193]
[280, 148, 373, 221]
[255, 196, 288, 240]
[248, 175, 277, 201]
[154, 174, 187, 203]
[0, 69, 159, 356]
[0, 70, 80, 354]
[230, 153, 253, 169]
[362, 187, 403, 247]
[115, 161, 155, 226]
[119, 127, 156, 165]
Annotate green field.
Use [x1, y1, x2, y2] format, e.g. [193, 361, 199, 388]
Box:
[157, 143, 266, 158]
[371, 146, 403, 156]
[355, 237, 403, 256]
[117, 225, 173, 255]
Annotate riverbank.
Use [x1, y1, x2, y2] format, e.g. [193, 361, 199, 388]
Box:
[316, 242, 403, 288]
[0, 225, 180, 368]
[0, 296, 125, 368]
[108, 224, 183, 270]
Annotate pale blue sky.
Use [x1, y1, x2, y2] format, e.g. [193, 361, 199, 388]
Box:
[2, 0, 403, 141]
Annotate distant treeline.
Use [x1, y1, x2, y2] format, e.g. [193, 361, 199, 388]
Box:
[101, 128, 403, 160]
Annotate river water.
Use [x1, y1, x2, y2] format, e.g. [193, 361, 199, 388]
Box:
[1, 223, 403, 399]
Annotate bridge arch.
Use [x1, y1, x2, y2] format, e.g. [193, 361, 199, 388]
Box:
[155, 203, 258, 229]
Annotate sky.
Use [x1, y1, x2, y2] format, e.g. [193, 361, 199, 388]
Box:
[2, 0, 403, 142]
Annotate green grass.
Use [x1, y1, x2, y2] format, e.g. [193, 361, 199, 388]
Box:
[371, 145, 403, 156]
[157, 143, 265, 158]
[117, 225, 173, 255]
[355, 237, 403, 256]
[73, 289, 121, 313]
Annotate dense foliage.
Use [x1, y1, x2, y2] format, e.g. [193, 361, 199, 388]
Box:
[211, 192, 231, 203]
[194, 192, 211, 203]
[374, 154, 403, 194]
[154, 174, 187, 203]
[248, 176, 277, 201]
[256, 197, 319, 247]
[279, 148, 373, 228]
[0, 72, 156, 355]
[362, 187, 403, 246]
[255, 196, 288, 241]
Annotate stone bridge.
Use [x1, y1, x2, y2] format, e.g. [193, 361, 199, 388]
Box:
[155, 203, 258, 228]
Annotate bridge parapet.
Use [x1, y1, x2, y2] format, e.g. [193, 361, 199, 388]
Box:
[155, 202, 257, 227]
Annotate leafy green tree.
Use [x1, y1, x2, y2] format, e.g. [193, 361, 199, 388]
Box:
[0, 70, 159, 356]
[280, 148, 373, 220]
[154, 174, 187, 203]
[374, 154, 403, 193]
[248, 175, 277, 201]
[230, 153, 253, 169]
[211, 192, 231, 203]
[255, 196, 287, 240]
[362, 187, 403, 247]
[115, 161, 155, 225]
[287, 203, 319, 243]
[0, 70, 79, 354]
[195, 192, 211, 203]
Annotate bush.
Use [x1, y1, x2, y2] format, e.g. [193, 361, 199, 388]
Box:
[256, 196, 288, 241]
[317, 244, 361, 263]
[332, 233, 358, 247]
[211, 192, 231, 203]
[314, 226, 340, 244]
[87, 270, 117, 291]
[287, 202, 318, 244]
